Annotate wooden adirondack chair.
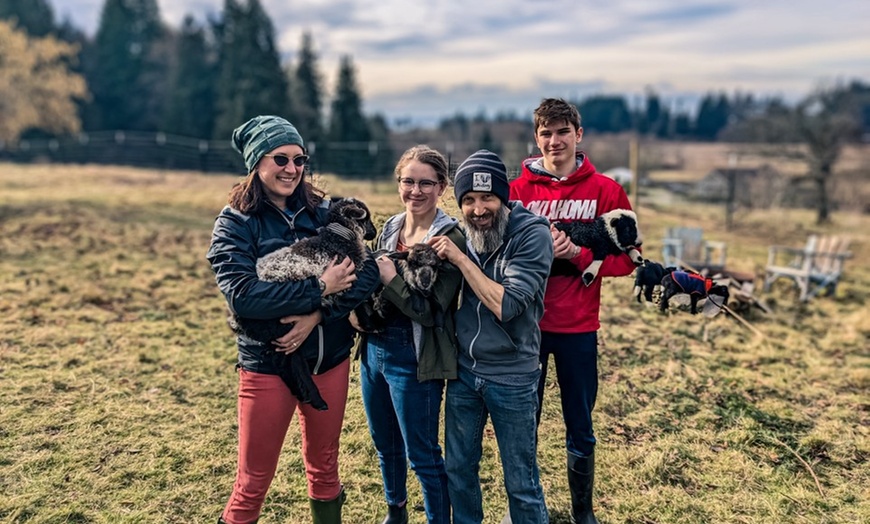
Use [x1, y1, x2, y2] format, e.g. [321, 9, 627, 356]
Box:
[661, 227, 727, 274]
[763, 235, 852, 301]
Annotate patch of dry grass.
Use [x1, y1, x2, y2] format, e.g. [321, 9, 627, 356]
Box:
[1, 162, 867, 523]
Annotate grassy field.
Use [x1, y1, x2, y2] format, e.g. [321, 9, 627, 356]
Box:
[1, 162, 868, 523]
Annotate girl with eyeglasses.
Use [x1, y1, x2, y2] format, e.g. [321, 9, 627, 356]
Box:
[351, 145, 466, 524]
[207, 115, 379, 524]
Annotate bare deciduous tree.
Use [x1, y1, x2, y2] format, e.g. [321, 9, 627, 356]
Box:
[793, 88, 860, 224]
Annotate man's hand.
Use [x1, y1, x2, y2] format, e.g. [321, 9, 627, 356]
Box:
[428, 235, 466, 265]
[274, 310, 322, 353]
[319, 256, 356, 296]
[551, 224, 580, 260]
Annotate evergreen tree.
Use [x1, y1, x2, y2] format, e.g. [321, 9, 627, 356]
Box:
[86, 0, 166, 131]
[325, 55, 370, 176]
[478, 125, 501, 154]
[212, 0, 289, 140]
[367, 113, 394, 178]
[673, 113, 693, 137]
[641, 89, 665, 136]
[291, 32, 325, 148]
[163, 15, 217, 138]
[694, 93, 730, 140]
[0, 0, 55, 37]
[578, 95, 632, 133]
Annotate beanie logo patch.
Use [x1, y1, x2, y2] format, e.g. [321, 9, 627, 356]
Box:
[472, 172, 493, 192]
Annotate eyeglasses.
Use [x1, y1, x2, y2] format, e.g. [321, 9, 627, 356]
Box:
[264, 154, 309, 167]
[398, 178, 440, 193]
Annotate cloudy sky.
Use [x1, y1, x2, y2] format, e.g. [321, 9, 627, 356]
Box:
[51, 0, 870, 126]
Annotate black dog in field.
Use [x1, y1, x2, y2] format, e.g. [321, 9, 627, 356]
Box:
[660, 270, 730, 315]
[228, 197, 376, 410]
[633, 260, 675, 303]
[552, 208, 644, 286]
[355, 243, 447, 333]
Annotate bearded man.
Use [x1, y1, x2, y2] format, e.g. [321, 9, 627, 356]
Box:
[428, 149, 554, 524]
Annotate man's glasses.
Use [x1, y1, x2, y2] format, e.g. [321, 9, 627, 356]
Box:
[265, 154, 309, 167]
[398, 178, 440, 193]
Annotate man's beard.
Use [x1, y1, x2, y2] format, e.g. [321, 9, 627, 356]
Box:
[463, 204, 510, 255]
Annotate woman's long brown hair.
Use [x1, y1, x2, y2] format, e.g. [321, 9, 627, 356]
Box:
[227, 166, 325, 215]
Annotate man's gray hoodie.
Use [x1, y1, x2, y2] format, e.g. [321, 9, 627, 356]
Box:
[455, 201, 554, 384]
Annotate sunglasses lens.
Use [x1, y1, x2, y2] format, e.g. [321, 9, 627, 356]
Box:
[272, 155, 289, 167]
[293, 155, 309, 167]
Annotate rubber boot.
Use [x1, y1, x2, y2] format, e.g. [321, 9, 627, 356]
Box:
[380, 503, 408, 524]
[568, 452, 599, 524]
[310, 487, 346, 524]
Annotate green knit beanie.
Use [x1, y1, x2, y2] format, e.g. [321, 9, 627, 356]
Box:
[231, 115, 305, 172]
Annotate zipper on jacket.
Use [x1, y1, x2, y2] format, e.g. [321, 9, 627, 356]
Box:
[266, 201, 325, 371]
[265, 201, 305, 243]
[466, 246, 503, 370]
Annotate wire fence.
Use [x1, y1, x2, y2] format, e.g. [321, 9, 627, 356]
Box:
[0, 131, 243, 174]
[0, 131, 542, 179]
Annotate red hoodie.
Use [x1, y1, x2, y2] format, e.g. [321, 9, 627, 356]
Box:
[509, 153, 637, 333]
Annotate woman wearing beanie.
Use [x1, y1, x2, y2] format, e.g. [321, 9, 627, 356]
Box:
[206, 115, 380, 524]
[352, 145, 465, 524]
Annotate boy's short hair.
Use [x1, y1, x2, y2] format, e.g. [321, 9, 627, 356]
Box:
[533, 98, 581, 132]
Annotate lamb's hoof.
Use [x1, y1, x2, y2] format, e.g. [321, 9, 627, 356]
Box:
[582, 273, 595, 286]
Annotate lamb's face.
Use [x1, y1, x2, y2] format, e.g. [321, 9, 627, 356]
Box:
[609, 213, 642, 250]
[330, 198, 377, 240]
[410, 245, 442, 292]
[395, 243, 442, 295]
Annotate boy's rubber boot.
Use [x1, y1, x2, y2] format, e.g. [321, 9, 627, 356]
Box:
[568, 452, 599, 524]
[380, 503, 408, 524]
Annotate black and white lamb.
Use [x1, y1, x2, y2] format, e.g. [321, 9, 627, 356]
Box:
[228, 197, 376, 410]
[354, 243, 446, 333]
[633, 259, 675, 303]
[552, 208, 644, 286]
[659, 270, 730, 315]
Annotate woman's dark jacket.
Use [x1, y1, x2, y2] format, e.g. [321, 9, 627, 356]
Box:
[207, 195, 380, 376]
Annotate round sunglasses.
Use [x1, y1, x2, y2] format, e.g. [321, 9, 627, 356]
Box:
[264, 153, 309, 167]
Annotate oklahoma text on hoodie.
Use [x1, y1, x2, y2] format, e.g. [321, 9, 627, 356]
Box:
[510, 153, 637, 333]
[454, 202, 553, 382]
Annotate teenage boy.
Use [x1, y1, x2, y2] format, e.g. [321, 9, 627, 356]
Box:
[509, 98, 638, 524]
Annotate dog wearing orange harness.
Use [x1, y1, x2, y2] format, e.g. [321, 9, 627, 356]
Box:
[659, 270, 729, 314]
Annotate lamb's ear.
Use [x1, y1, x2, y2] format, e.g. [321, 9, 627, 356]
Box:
[347, 206, 368, 220]
[389, 251, 410, 261]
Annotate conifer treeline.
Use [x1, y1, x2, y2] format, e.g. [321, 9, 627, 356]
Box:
[2, 0, 868, 170]
[1, 0, 391, 176]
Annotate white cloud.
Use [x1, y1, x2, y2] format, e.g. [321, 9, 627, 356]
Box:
[48, 0, 870, 123]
